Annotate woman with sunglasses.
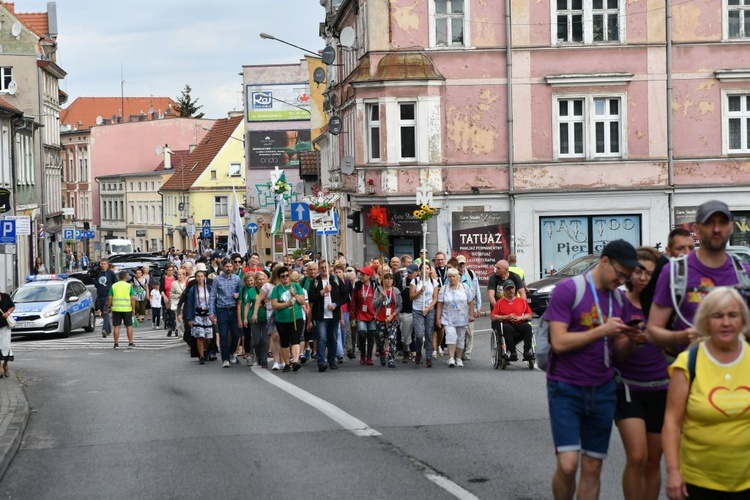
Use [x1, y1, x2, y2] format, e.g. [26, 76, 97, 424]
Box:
[270, 266, 305, 372]
[254, 268, 280, 370]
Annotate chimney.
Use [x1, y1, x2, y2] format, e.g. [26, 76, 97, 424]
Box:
[164, 145, 172, 170]
[189, 144, 197, 154]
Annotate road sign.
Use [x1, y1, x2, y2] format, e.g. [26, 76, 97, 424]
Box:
[4, 216, 30, 235]
[316, 212, 339, 235]
[0, 244, 15, 254]
[62, 227, 75, 240]
[247, 222, 259, 234]
[0, 219, 16, 244]
[83, 231, 95, 239]
[310, 209, 335, 230]
[292, 221, 311, 241]
[202, 219, 211, 238]
[75, 230, 83, 240]
[290, 202, 309, 222]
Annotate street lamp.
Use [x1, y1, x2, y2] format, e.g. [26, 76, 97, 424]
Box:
[259, 33, 322, 59]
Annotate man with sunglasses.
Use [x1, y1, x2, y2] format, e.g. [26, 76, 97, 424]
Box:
[544, 240, 639, 500]
[230, 253, 244, 279]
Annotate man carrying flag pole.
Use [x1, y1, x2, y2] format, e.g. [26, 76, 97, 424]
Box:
[228, 186, 248, 258]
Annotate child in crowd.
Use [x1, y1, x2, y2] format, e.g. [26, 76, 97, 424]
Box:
[150, 286, 162, 328]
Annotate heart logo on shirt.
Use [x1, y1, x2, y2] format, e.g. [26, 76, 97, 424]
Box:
[708, 386, 750, 418]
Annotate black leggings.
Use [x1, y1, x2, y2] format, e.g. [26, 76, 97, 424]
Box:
[686, 484, 750, 499]
[357, 329, 375, 357]
[276, 321, 303, 348]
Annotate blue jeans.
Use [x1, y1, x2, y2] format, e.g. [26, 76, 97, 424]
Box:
[216, 309, 240, 362]
[413, 309, 435, 359]
[316, 318, 338, 367]
[96, 296, 111, 333]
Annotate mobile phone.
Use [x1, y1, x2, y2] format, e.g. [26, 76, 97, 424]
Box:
[626, 319, 642, 327]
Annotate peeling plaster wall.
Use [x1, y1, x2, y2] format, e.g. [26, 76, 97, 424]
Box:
[443, 166, 509, 192]
[471, 0, 504, 48]
[625, 0, 656, 44]
[444, 86, 506, 163]
[511, 0, 552, 47]
[674, 161, 750, 186]
[437, 51, 505, 80]
[389, 0, 427, 48]
[514, 162, 668, 191]
[530, 48, 648, 76]
[671, 78, 722, 157]
[672, 1, 721, 42]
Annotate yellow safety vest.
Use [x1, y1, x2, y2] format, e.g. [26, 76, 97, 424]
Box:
[111, 281, 133, 312]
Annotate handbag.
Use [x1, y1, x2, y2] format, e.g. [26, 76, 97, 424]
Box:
[1, 309, 15, 328]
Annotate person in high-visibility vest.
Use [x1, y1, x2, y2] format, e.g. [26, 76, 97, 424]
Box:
[108, 270, 137, 349]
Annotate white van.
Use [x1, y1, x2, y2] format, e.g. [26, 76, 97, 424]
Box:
[103, 239, 134, 258]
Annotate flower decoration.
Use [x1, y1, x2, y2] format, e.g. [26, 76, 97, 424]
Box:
[308, 201, 333, 213]
[271, 179, 290, 195]
[368, 205, 388, 227]
[370, 226, 390, 255]
[413, 204, 436, 222]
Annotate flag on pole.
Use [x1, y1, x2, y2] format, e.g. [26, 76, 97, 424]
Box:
[228, 186, 248, 257]
[271, 172, 287, 236]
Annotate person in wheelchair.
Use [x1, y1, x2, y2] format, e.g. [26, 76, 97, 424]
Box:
[490, 280, 534, 361]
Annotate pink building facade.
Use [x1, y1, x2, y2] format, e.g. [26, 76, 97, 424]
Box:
[320, 0, 750, 280]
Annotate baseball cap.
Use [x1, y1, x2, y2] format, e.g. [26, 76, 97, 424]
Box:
[456, 255, 467, 264]
[601, 239, 639, 268]
[406, 263, 419, 274]
[502, 279, 515, 289]
[696, 200, 732, 224]
[359, 267, 374, 276]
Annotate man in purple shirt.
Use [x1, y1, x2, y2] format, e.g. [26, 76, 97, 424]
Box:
[647, 200, 750, 349]
[546, 240, 638, 500]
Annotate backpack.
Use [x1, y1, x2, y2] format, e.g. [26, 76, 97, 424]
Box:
[686, 342, 699, 388]
[536, 274, 623, 371]
[669, 253, 750, 328]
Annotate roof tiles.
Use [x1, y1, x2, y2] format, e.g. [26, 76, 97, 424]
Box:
[60, 96, 177, 130]
[160, 115, 243, 191]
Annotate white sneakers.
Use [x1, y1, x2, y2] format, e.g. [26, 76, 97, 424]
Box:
[222, 360, 230, 368]
[448, 358, 456, 367]
[448, 358, 464, 368]
[456, 358, 464, 368]
[272, 362, 280, 371]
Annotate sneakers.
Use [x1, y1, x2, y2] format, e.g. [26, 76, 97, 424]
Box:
[346, 350, 356, 359]
[199, 357, 205, 365]
[113, 343, 119, 349]
[448, 358, 456, 368]
[222, 360, 230, 368]
[272, 362, 280, 371]
[128, 343, 136, 348]
[523, 350, 535, 361]
[380, 357, 386, 366]
[318, 364, 327, 372]
[337, 356, 344, 364]
[415, 352, 422, 365]
[359, 355, 366, 365]
[426, 358, 432, 368]
[292, 361, 302, 372]
[509, 354, 519, 362]
[438, 347, 444, 357]
[403, 352, 410, 363]
[456, 358, 464, 368]
[432, 350, 438, 358]
[230, 355, 237, 364]
[282, 364, 291, 372]
[365, 357, 373, 366]
[388, 360, 395, 368]
[464, 353, 472, 361]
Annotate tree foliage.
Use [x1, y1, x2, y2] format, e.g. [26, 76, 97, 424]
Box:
[174, 84, 204, 118]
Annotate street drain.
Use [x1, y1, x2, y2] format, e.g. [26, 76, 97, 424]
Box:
[468, 477, 489, 483]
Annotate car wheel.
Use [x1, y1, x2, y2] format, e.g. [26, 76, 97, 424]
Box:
[61, 314, 71, 338]
[83, 310, 95, 332]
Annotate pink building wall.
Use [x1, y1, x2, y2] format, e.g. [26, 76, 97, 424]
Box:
[90, 118, 214, 225]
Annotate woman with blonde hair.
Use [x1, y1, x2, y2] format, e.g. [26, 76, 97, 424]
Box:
[662, 287, 750, 499]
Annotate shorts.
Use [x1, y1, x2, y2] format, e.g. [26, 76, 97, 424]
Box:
[112, 311, 133, 327]
[356, 319, 377, 333]
[615, 388, 667, 434]
[276, 320, 303, 348]
[547, 378, 617, 459]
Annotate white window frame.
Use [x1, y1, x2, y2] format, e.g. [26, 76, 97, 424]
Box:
[428, 0, 471, 48]
[214, 196, 228, 217]
[229, 162, 242, 177]
[0, 67, 12, 92]
[398, 101, 418, 162]
[365, 102, 381, 162]
[553, 93, 626, 160]
[723, 90, 750, 154]
[724, 0, 750, 39]
[551, 0, 625, 46]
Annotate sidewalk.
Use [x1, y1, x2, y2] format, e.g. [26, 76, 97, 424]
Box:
[0, 373, 29, 479]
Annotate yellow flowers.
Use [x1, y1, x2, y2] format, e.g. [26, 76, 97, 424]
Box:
[413, 204, 436, 222]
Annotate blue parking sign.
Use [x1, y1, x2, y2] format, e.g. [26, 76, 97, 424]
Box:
[0, 219, 15, 244]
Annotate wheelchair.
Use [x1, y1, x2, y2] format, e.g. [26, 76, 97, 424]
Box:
[490, 321, 536, 370]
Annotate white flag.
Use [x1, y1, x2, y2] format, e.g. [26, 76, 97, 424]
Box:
[227, 186, 247, 257]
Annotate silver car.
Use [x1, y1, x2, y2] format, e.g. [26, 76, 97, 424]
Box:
[10, 275, 96, 337]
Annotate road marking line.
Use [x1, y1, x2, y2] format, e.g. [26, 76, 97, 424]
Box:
[251, 366, 381, 437]
[425, 473, 482, 500]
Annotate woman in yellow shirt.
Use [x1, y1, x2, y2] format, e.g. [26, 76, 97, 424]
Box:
[663, 287, 750, 499]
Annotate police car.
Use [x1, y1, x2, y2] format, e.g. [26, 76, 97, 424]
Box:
[10, 275, 96, 337]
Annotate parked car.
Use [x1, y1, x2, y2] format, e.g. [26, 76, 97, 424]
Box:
[10, 274, 96, 337]
[526, 254, 600, 316]
[68, 271, 98, 303]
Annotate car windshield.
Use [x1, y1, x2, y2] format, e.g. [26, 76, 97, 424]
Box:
[557, 256, 598, 277]
[110, 244, 132, 253]
[12, 283, 64, 303]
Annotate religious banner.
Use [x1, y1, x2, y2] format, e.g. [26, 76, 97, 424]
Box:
[451, 211, 510, 285]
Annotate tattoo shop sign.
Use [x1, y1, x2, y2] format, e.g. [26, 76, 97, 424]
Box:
[451, 211, 510, 285]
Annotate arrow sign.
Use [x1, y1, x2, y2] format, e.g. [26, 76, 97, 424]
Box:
[290, 202, 309, 222]
[247, 222, 259, 234]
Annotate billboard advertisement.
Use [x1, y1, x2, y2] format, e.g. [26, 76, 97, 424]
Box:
[246, 83, 312, 122]
[248, 130, 312, 169]
[452, 211, 511, 285]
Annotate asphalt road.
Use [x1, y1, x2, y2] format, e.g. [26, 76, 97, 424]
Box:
[0, 317, 665, 499]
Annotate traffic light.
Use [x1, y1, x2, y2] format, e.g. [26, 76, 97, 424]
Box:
[347, 210, 362, 233]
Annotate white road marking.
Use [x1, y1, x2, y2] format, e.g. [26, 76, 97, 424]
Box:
[425, 473, 482, 500]
[251, 365, 381, 437]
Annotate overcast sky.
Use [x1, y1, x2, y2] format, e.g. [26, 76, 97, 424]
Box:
[19, 0, 326, 118]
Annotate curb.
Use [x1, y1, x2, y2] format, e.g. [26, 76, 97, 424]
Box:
[0, 375, 29, 480]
